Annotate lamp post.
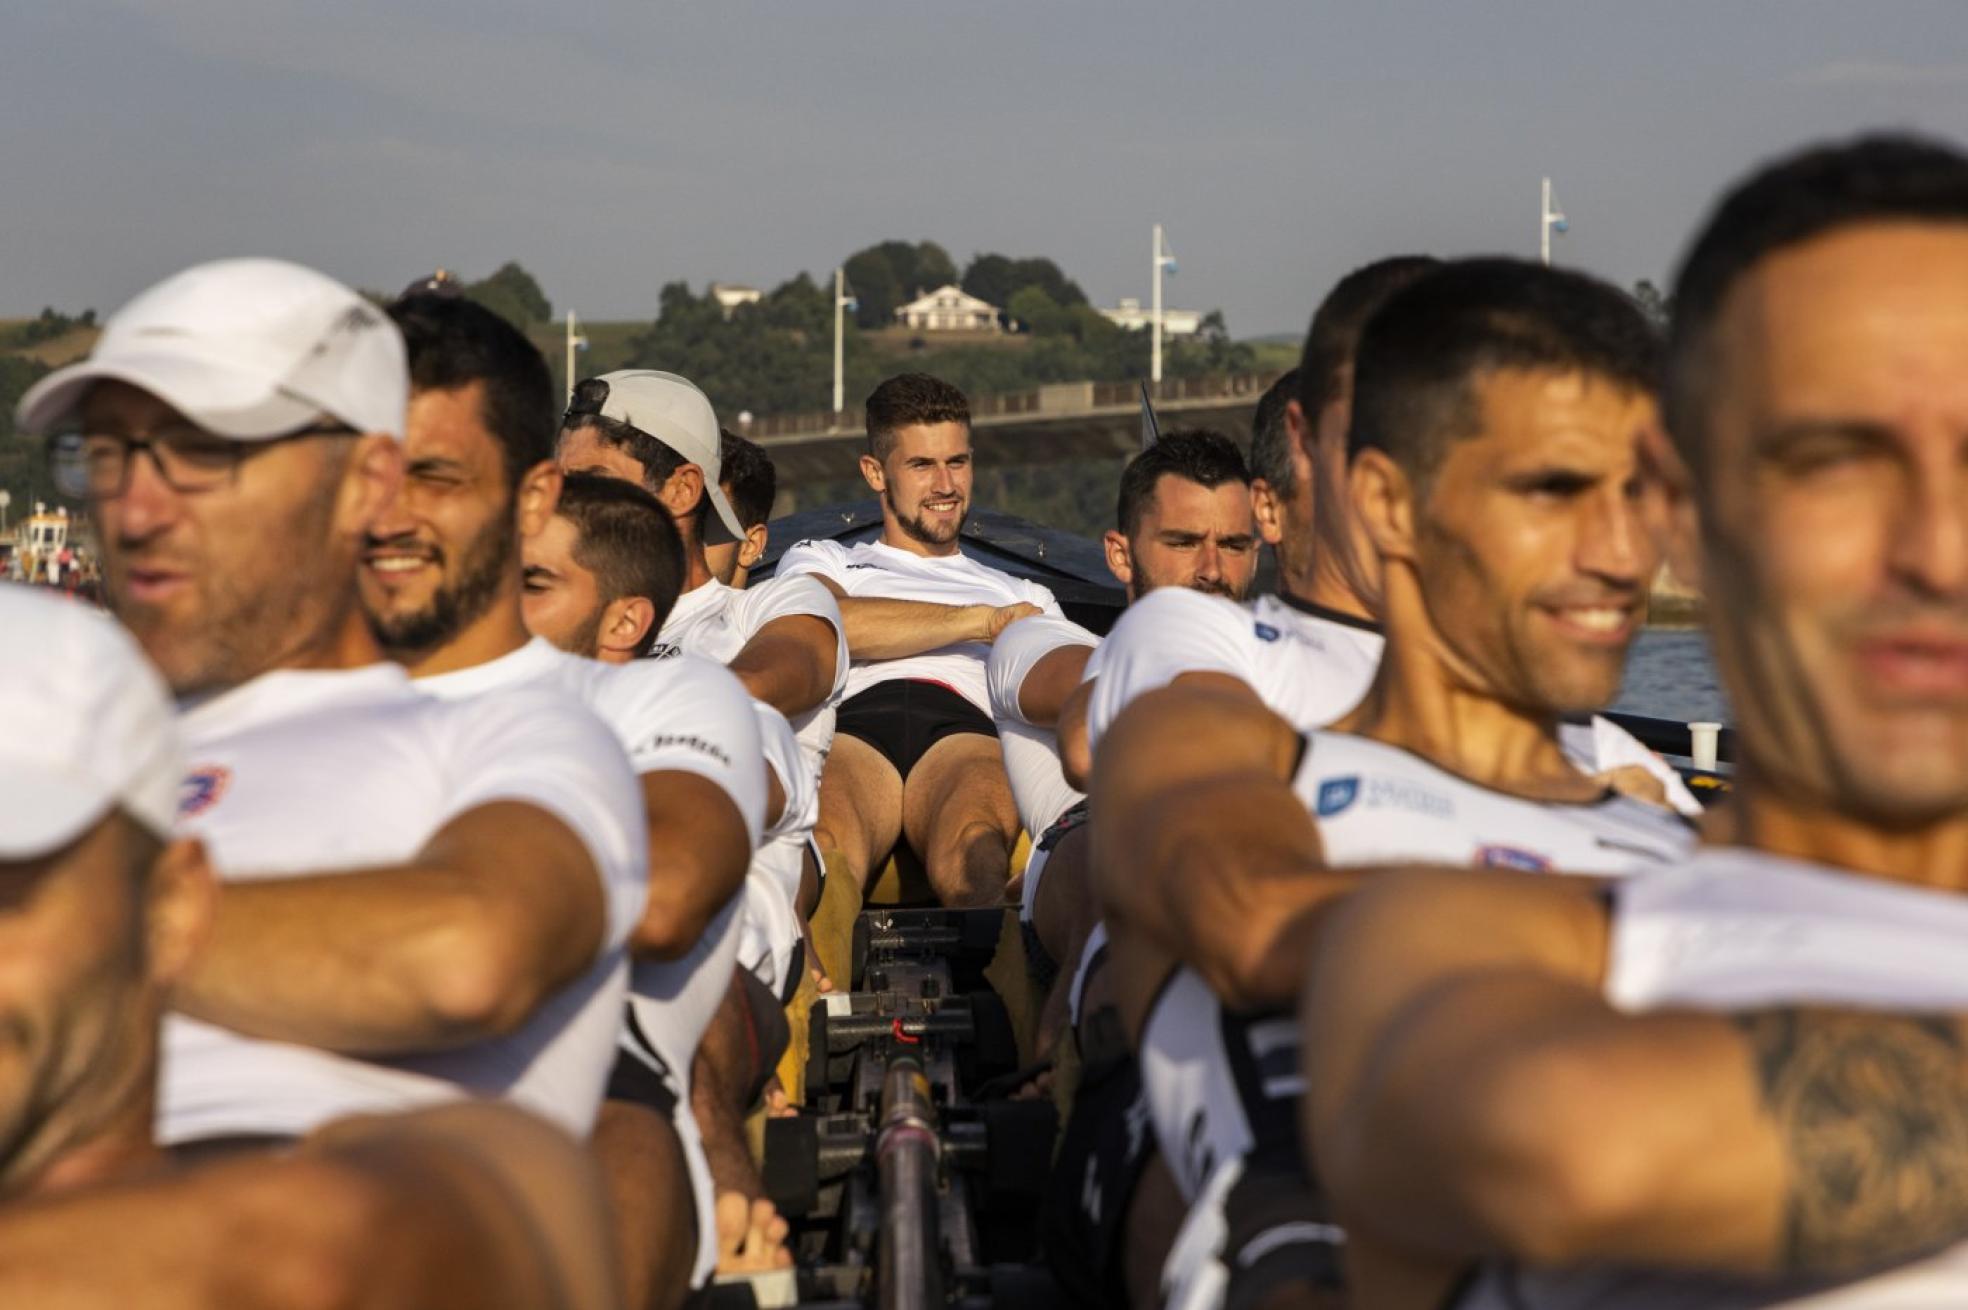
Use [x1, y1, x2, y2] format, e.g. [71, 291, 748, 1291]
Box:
[1540, 177, 1569, 266]
[1150, 224, 1178, 386]
[832, 267, 858, 426]
[563, 309, 589, 404]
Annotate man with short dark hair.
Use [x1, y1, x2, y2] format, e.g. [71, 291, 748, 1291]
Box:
[523, 472, 685, 662]
[709, 429, 776, 588]
[1305, 133, 1968, 1310]
[1093, 258, 1694, 1309]
[0, 584, 621, 1309]
[358, 300, 771, 1306]
[1104, 427, 1258, 602]
[779, 372, 1058, 911]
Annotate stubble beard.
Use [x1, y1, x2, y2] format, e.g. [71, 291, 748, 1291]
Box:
[367, 511, 517, 662]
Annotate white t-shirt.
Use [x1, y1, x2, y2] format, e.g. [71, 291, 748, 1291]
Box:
[736, 701, 818, 999]
[1454, 847, 1968, 1310]
[416, 639, 766, 1113]
[986, 613, 1100, 840]
[652, 573, 847, 788]
[777, 537, 1062, 716]
[1092, 588, 1702, 815]
[161, 661, 650, 1143]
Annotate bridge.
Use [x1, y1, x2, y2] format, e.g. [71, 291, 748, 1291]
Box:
[746, 371, 1285, 491]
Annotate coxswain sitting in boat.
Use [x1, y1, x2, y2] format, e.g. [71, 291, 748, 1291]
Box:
[355, 298, 774, 1305]
[0, 586, 620, 1310]
[1091, 257, 1697, 1310]
[778, 373, 1058, 917]
[20, 258, 650, 1169]
[1304, 131, 1968, 1310]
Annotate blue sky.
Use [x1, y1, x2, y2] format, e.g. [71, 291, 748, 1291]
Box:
[5, 1, 1966, 337]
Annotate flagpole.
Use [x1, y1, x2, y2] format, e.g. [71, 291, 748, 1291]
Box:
[833, 266, 846, 421]
[565, 309, 578, 405]
[1151, 223, 1165, 386]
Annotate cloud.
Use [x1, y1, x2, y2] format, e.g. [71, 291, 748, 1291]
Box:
[1793, 58, 1968, 88]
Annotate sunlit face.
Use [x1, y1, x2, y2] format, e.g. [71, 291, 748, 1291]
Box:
[1109, 474, 1258, 602]
[359, 383, 516, 659]
[1259, 403, 1320, 584]
[1696, 223, 1968, 822]
[865, 422, 972, 550]
[1405, 368, 1662, 717]
[521, 513, 606, 659]
[0, 817, 161, 1196]
[84, 383, 355, 697]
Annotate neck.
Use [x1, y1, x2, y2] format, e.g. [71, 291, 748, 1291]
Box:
[251, 583, 387, 681]
[1290, 556, 1376, 626]
[1713, 772, 1968, 893]
[881, 525, 958, 558]
[683, 541, 715, 594]
[1334, 579, 1593, 800]
[6, 1040, 163, 1201]
[394, 573, 531, 678]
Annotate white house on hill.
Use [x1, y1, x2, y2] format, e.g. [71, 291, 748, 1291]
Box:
[894, 284, 1000, 332]
[710, 283, 763, 318]
[1099, 297, 1203, 336]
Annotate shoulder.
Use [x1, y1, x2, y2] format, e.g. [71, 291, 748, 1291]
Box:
[776, 538, 850, 574]
[1108, 588, 1261, 659]
[742, 573, 844, 628]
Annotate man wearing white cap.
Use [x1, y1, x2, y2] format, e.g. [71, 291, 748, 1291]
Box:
[0, 583, 621, 1309]
[16, 257, 650, 1151]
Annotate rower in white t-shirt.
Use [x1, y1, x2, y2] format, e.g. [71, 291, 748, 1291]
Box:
[11, 258, 655, 1153]
[772, 373, 1061, 911]
[358, 313, 773, 1295]
[1094, 258, 1694, 1310]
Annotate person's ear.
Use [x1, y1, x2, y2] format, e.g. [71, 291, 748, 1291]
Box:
[1102, 529, 1135, 588]
[859, 453, 887, 494]
[1249, 478, 1285, 546]
[1350, 448, 1417, 566]
[661, 464, 706, 521]
[740, 522, 769, 569]
[516, 460, 563, 539]
[598, 595, 655, 662]
[335, 434, 405, 542]
[146, 837, 216, 989]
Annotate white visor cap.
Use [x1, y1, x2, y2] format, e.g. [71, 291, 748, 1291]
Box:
[17, 257, 409, 442]
[0, 585, 182, 859]
[575, 369, 744, 544]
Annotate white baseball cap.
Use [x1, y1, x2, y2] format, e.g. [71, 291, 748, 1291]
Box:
[568, 369, 743, 543]
[16, 257, 409, 442]
[0, 585, 182, 859]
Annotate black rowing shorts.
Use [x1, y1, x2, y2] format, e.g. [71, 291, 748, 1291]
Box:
[836, 678, 997, 780]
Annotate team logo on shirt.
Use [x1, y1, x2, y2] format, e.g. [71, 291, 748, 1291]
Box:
[1316, 777, 1360, 816]
[645, 643, 682, 660]
[178, 766, 231, 818]
[1477, 845, 1551, 872]
[1253, 622, 1281, 643]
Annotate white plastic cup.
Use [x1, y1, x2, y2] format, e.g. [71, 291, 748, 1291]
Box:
[1688, 721, 1723, 772]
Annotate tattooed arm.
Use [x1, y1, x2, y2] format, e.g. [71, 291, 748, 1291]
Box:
[1304, 867, 1968, 1278]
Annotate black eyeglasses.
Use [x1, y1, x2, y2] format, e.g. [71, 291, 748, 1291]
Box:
[47, 422, 355, 501]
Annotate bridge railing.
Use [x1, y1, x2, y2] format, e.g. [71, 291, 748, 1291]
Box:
[745, 370, 1286, 442]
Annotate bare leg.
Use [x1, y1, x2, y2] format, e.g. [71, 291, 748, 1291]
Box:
[690, 970, 772, 1217]
[902, 733, 1020, 908]
[1029, 824, 1098, 1056]
[814, 734, 904, 894]
[592, 1099, 699, 1310]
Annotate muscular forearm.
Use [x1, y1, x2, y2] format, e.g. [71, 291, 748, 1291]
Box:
[177, 869, 578, 1053]
[729, 617, 838, 718]
[1333, 976, 1968, 1278]
[836, 597, 991, 659]
[632, 775, 753, 960]
[1015, 645, 1095, 727]
[1057, 681, 1093, 790]
[0, 1109, 616, 1310]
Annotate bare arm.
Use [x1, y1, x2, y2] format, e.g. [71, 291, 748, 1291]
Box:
[1307, 869, 1968, 1276]
[1014, 643, 1095, 728]
[1056, 678, 1094, 791]
[631, 770, 752, 961]
[174, 801, 607, 1053]
[1090, 674, 1352, 1009]
[728, 613, 840, 720]
[0, 1102, 618, 1310]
